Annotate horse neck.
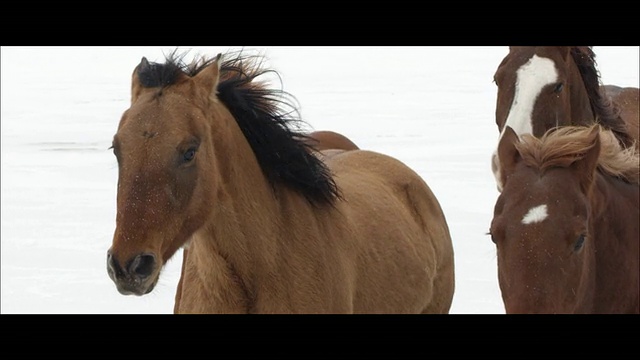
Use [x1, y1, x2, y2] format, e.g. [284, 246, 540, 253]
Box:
[590, 172, 638, 229]
[189, 105, 318, 282]
[209, 107, 283, 230]
[588, 173, 639, 311]
[569, 65, 597, 126]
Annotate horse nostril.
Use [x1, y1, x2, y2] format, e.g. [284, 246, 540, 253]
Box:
[107, 251, 124, 279]
[128, 253, 156, 279]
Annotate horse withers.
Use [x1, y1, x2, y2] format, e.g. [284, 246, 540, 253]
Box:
[304, 130, 360, 152]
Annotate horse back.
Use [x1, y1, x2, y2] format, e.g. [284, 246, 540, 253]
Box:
[326, 149, 449, 233]
[306, 130, 360, 152]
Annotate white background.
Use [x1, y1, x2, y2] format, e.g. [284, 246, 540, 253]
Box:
[2, 46, 638, 314]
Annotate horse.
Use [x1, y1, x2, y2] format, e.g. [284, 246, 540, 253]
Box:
[490, 46, 640, 192]
[106, 50, 455, 314]
[490, 124, 639, 313]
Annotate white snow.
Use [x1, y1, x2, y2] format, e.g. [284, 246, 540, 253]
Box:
[1, 46, 637, 314]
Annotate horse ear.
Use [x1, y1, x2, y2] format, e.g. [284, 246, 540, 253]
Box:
[193, 53, 222, 98]
[131, 57, 150, 104]
[497, 126, 521, 186]
[571, 125, 601, 194]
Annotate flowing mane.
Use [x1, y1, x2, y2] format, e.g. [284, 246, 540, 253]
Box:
[571, 47, 634, 147]
[135, 49, 340, 206]
[516, 125, 640, 184]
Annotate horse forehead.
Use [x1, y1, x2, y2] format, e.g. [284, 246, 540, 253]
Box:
[505, 169, 583, 218]
[515, 55, 558, 93]
[497, 55, 558, 138]
[502, 168, 553, 200]
[120, 98, 203, 138]
[521, 204, 549, 225]
[503, 196, 556, 230]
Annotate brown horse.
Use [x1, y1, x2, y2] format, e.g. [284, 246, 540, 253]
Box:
[491, 46, 639, 191]
[106, 50, 455, 313]
[491, 124, 639, 313]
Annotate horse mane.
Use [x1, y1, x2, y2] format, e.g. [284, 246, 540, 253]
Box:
[570, 47, 635, 148]
[136, 49, 340, 206]
[516, 125, 640, 185]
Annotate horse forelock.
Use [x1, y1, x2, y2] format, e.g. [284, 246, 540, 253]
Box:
[516, 125, 639, 184]
[136, 49, 219, 89]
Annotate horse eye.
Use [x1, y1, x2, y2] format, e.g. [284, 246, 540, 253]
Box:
[183, 148, 196, 162]
[553, 82, 564, 93]
[574, 234, 586, 252]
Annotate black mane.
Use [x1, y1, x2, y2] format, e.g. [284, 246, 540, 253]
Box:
[136, 49, 340, 206]
[571, 46, 634, 148]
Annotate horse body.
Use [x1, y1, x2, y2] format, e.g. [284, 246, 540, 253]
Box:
[491, 46, 639, 191]
[177, 149, 454, 313]
[492, 125, 639, 313]
[107, 50, 454, 314]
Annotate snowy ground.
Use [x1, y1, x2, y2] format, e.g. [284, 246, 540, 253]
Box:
[1, 46, 638, 314]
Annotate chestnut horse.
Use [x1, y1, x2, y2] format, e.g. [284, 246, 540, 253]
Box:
[491, 124, 639, 313]
[106, 50, 455, 313]
[491, 46, 639, 191]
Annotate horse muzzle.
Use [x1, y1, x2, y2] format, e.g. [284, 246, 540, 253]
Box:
[107, 249, 159, 296]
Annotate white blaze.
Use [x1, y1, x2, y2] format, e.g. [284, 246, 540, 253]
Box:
[501, 55, 558, 138]
[493, 55, 559, 191]
[522, 204, 549, 225]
